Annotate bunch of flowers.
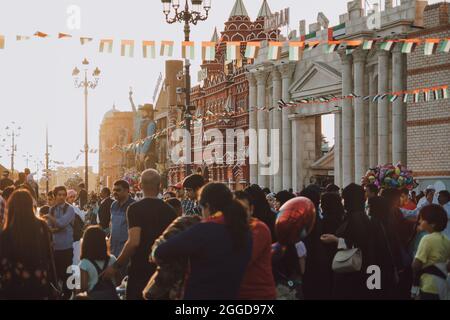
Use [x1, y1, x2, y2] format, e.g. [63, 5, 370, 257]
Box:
[362, 162, 417, 190]
[123, 169, 141, 192]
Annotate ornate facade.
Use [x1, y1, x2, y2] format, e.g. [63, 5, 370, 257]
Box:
[168, 0, 278, 190]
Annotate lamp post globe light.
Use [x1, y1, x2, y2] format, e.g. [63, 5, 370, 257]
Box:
[73, 58, 101, 193]
[161, 0, 211, 177]
[5, 121, 21, 176]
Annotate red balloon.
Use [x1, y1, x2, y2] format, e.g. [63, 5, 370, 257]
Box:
[276, 196, 316, 245]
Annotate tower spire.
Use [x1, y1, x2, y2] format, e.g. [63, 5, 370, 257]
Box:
[257, 0, 272, 19]
[229, 0, 249, 18]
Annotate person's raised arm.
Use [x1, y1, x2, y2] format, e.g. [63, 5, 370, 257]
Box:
[54, 206, 75, 229]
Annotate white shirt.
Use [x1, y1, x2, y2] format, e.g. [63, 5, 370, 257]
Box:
[442, 202, 450, 240]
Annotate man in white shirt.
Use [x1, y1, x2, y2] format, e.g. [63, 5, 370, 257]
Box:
[438, 190, 450, 239]
[417, 185, 438, 208]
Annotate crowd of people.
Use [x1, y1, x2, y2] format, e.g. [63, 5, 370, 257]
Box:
[0, 167, 449, 300]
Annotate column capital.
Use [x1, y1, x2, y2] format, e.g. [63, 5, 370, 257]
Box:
[255, 70, 268, 85]
[278, 62, 295, 79]
[271, 67, 281, 81]
[246, 72, 256, 85]
[376, 47, 390, 57]
[352, 48, 368, 63]
[338, 49, 353, 65]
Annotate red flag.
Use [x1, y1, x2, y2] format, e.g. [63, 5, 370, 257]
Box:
[34, 31, 48, 38]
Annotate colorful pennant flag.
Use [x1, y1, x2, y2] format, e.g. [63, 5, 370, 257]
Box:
[142, 40, 156, 58]
[268, 41, 282, 60]
[380, 40, 394, 51]
[182, 41, 195, 60]
[305, 40, 320, 51]
[424, 89, 431, 102]
[201, 41, 216, 61]
[99, 39, 113, 53]
[438, 39, 450, 53]
[443, 87, 449, 99]
[401, 40, 418, 54]
[433, 88, 440, 100]
[226, 42, 241, 61]
[403, 93, 410, 103]
[413, 91, 420, 103]
[245, 42, 260, 59]
[325, 41, 341, 54]
[346, 40, 363, 50]
[0, 35, 4, 49]
[289, 41, 303, 61]
[389, 94, 399, 102]
[328, 23, 346, 39]
[363, 40, 374, 50]
[80, 37, 93, 45]
[34, 31, 48, 38]
[16, 35, 30, 41]
[160, 41, 174, 57]
[121, 40, 134, 57]
[58, 33, 72, 39]
[424, 39, 440, 55]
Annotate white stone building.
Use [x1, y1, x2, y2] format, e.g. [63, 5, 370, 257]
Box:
[247, 0, 435, 192]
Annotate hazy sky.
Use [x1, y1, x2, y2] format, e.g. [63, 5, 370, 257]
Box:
[0, 0, 440, 175]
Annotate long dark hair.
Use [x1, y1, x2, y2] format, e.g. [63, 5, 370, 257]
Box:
[200, 183, 249, 250]
[1, 189, 49, 268]
[320, 192, 345, 220]
[244, 184, 274, 223]
[80, 226, 109, 261]
[342, 183, 365, 213]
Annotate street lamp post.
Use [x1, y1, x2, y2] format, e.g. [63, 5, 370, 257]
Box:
[161, 0, 211, 176]
[5, 122, 21, 177]
[73, 58, 101, 193]
[22, 152, 33, 168]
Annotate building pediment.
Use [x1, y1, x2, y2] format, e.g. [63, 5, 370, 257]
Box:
[290, 62, 342, 99]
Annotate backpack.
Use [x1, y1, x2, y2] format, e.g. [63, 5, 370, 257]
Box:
[50, 203, 84, 242]
[87, 257, 119, 300]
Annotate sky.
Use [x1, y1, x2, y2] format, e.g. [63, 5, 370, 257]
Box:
[0, 0, 441, 175]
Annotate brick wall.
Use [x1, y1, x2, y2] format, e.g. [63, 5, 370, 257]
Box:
[406, 2, 450, 188]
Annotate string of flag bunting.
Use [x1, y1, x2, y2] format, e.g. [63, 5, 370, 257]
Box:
[0, 32, 449, 61]
[276, 85, 449, 109]
[111, 83, 448, 153]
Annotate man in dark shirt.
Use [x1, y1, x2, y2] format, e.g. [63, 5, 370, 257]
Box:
[98, 187, 114, 232]
[0, 171, 14, 191]
[102, 169, 177, 300]
[76, 182, 88, 210]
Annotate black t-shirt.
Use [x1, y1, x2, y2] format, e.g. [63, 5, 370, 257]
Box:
[78, 189, 88, 210]
[127, 198, 177, 276]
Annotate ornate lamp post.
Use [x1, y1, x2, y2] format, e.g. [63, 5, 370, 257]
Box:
[161, 0, 211, 176]
[5, 122, 21, 176]
[73, 58, 101, 193]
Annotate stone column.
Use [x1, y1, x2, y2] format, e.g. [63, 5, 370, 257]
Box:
[377, 49, 390, 165]
[368, 66, 378, 168]
[256, 71, 269, 188]
[333, 109, 342, 188]
[392, 45, 407, 165]
[339, 51, 354, 187]
[353, 49, 367, 183]
[272, 68, 282, 192]
[280, 63, 295, 191]
[246, 73, 258, 184]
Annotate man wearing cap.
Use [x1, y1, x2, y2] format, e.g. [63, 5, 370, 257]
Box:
[417, 185, 438, 208]
[181, 174, 204, 216]
[0, 170, 14, 191]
